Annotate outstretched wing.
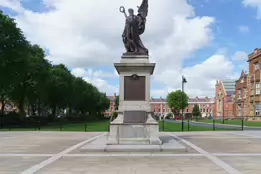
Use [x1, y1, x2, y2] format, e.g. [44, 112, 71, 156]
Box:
[138, 0, 148, 18]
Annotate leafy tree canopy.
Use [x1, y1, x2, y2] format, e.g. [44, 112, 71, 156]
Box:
[167, 90, 189, 115]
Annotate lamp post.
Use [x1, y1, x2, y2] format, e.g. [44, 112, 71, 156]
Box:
[182, 76, 187, 132]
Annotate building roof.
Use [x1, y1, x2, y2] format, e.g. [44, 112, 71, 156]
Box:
[150, 97, 214, 103]
[107, 96, 214, 103]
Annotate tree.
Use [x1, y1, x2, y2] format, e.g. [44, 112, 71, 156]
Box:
[1, 11, 112, 123]
[0, 10, 28, 117]
[167, 90, 189, 117]
[45, 64, 72, 117]
[192, 104, 201, 120]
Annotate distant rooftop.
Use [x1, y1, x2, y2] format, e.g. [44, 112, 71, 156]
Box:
[150, 97, 214, 103]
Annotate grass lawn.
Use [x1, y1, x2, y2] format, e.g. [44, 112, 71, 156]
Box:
[195, 119, 261, 127]
[158, 121, 230, 132]
[0, 120, 110, 132]
[0, 120, 236, 132]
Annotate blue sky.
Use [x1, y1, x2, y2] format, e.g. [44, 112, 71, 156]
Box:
[1, 0, 260, 98]
[187, 0, 257, 68]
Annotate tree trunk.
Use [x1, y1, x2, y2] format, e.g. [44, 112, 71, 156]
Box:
[31, 103, 36, 116]
[37, 100, 41, 117]
[52, 106, 56, 118]
[18, 83, 27, 118]
[69, 104, 72, 117]
[80, 109, 85, 115]
[18, 96, 26, 117]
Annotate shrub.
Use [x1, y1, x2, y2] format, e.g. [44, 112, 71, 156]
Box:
[165, 113, 173, 119]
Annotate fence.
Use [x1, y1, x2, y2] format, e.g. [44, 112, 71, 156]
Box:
[0, 114, 110, 132]
[159, 116, 261, 132]
[0, 115, 260, 132]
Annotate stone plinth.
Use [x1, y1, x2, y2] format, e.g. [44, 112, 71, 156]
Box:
[107, 54, 162, 145]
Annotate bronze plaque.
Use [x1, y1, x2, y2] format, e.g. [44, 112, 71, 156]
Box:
[123, 111, 147, 123]
[124, 75, 145, 101]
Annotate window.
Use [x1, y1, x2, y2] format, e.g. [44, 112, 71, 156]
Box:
[186, 109, 188, 112]
[243, 88, 247, 98]
[256, 104, 261, 116]
[256, 82, 260, 95]
[206, 109, 208, 112]
[238, 104, 242, 116]
[238, 89, 241, 99]
[203, 109, 205, 112]
[254, 62, 260, 70]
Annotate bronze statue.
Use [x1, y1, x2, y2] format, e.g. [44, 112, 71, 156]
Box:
[119, 0, 148, 55]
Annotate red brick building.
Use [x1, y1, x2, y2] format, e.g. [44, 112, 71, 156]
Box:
[148, 97, 214, 117]
[235, 71, 248, 117]
[106, 95, 215, 117]
[0, 102, 18, 113]
[104, 93, 117, 117]
[213, 80, 236, 119]
[247, 48, 261, 116]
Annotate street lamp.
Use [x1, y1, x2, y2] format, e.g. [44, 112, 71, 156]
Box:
[182, 76, 187, 132]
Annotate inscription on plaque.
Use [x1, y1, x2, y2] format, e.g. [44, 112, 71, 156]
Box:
[124, 74, 145, 101]
[123, 111, 147, 123]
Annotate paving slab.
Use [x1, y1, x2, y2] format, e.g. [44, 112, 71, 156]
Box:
[0, 132, 101, 154]
[0, 157, 48, 174]
[80, 134, 187, 153]
[220, 156, 261, 174]
[180, 134, 261, 153]
[1, 131, 261, 173]
[36, 156, 226, 174]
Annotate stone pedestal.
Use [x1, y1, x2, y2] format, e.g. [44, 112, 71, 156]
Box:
[107, 55, 162, 145]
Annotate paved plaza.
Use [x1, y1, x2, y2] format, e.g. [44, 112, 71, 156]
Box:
[0, 131, 261, 174]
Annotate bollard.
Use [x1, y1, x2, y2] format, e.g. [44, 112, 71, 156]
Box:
[213, 119, 215, 131]
[188, 120, 190, 131]
[242, 119, 244, 131]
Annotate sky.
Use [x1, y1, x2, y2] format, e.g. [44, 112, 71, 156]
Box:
[1, 0, 261, 98]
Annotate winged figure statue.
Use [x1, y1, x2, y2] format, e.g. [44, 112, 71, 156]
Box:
[119, 0, 148, 55]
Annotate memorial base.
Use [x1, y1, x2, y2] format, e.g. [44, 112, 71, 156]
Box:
[107, 123, 162, 145]
[107, 111, 162, 145]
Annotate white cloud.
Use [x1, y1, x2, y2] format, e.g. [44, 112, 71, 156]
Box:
[83, 77, 119, 96]
[231, 51, 248, 61]
[71, 68, 118, 95]
[154, 54, 237, 97]
[238, 25, 249, 32]
[71, 68, 116, 79]
[0, 0, 228, 98]
[243, 0, 261, 19]
[0, 0, 24, 12]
